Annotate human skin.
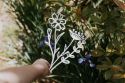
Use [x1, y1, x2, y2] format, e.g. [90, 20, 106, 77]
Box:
[0, 59, 50, 83]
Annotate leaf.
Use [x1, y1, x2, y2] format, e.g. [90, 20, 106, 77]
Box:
[57, 7, 63, 14]
[73, 46, 80, 53]
[63, 60, 70, 64]
[56, 48, 60, 53]
[77, 41, 84, 50]
[64, 44, 67, 50]
[111, 65, 123, 71]
[47, 28, 52, 38]
[61, 56, 65, 61]
[92, 0, 103, 8]
[69, 54, 75, 58]
[96, 65, 110, 70]
[104, 70, 113, 80]
[61, 57, 70, 64]
[56, 32, 65, 43]
[75, 49, 80, 53]
[57, 51, 60, 58]
[114, 57, 122, 65]
[105, 58, 112, 65]
[73, 46, 77, 51]
[65, 51, 70, 55]
[113, 0, 125, 10]
[92, 47, 105, 57]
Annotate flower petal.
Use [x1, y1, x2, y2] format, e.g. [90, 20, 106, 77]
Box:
[55, 24, 61, 31]
[48, 18, 55, 24]
[85, 53, 92, 60]
[78, 58, 86, 64]
[58, 13, 64, 19]
[52, 13, 58, 19]
[60, 19, 66, 24]
[51, 23, 57, 28]
[60, 24, 65, 30]
[90, 63, 96, 68]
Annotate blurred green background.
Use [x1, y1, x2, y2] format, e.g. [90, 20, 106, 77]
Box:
[4, 0, 125, 83]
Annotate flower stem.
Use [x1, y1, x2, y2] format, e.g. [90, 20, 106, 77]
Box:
[50, 60, 62, 73]
[50, 45, 79, 73]
[50, 39, 74, 69]
[48, 36, 54, 56]
[50, 29, 57, 68]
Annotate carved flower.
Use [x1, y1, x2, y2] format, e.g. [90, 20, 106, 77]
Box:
[69, 29, 86, 44]
[69, 29, 86, 49]
[48, 13, 66, 31]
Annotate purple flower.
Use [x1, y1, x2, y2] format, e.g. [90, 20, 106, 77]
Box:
[78, 58, 86, 64]
[39, 36, 48, 48]
[39, 36, 54, 49]
[90, 63, 96, 68]
[78, 53, 96, 68]
[88, 60, 96, 68]
[85, 53, 92, 60]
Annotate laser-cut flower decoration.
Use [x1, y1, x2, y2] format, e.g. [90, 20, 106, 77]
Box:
[69, 29, 86, 44]
[48, 13, 66, 31]
[69, 29, 86, 50]
[45, 11, 87, 73]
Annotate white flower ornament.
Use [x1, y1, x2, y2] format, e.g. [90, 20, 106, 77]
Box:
[69, 29, 86, 44]
[48, 13, 66, 31]
[46, 12, 86, 73]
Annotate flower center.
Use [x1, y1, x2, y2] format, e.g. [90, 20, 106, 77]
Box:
[57, 20, 60, 23]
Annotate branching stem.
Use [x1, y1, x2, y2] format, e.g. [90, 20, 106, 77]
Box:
[50, 39, 74, 69]
[50, 46, 79, 72]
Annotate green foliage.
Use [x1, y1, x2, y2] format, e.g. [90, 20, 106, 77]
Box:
[9, 0, 125, 83]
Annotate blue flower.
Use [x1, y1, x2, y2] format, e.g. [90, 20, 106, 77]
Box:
[39, 36, 54, 49]
[88, 60, 96, 68]
[78, 58, 86, 64]
[90, 63, 96, 68]
[78, 53, 96, 68]
[39, 36, 48, 48]
[85, 53, 92, 60]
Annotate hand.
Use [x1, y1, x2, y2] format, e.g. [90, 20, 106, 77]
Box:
[32, 59, 50, 77]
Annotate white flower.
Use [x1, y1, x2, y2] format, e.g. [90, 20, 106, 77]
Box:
[69, 29, 86, 44]
[48, 13, 66, 31]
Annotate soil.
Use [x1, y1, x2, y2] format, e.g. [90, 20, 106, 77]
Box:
[0, 0, 19, 69]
